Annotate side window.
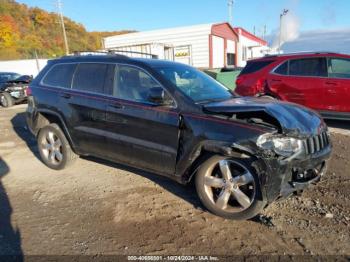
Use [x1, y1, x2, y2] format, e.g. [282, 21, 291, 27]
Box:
[72, 63, 108, 94]
[42, 64, 76, 88]
[328, 58, 350, 79]
[274, 61, 288, 75]
[114, 65, 172, 104]
[289, 58, 327, 77]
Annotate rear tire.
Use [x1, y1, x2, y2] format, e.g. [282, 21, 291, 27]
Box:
[195, 155, 266, 220]
[0, 92, 14, 107]
[37, 123, 77, 170]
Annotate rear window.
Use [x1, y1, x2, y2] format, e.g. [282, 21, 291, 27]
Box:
[42, 64, 76, 88]
[239, 60, 275, 75]
[289, 58, 327, 77]
[274, 61, 288, 75]
[72, 63, 108, 94]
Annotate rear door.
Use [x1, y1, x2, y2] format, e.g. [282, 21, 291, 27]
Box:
[325, 57, 350, 113]
[267, 60, 289, 98]
[104, 64, 180, 175]
[269, 57, 328, 110]
[66, 63, 111, 155]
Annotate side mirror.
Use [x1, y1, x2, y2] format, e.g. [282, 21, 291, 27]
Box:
[148, 87, 165, 104]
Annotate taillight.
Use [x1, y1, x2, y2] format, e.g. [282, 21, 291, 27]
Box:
[236, 77, 243, 86]
[26, 86, 32, 96]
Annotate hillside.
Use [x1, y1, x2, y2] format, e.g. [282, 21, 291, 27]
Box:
[0, 0, 133, 60]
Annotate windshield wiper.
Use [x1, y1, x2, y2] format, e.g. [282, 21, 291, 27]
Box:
[196, 96, 233, 105]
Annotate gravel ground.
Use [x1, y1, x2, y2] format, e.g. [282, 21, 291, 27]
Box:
[0, 104, 349, 257]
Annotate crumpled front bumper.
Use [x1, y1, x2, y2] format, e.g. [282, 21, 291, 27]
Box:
[259, 145, 332, 203]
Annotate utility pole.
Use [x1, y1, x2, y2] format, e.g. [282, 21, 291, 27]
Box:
[279, 9, 289, 53]
[34, 50, 40, 73]
[56, 0, 69, 55]
[228, 0, 234, 25]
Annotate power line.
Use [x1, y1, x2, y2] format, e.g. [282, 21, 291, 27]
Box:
[55, 0, 69, 55]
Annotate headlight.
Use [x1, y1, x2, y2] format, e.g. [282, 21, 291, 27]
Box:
[257, 133, 303, 157]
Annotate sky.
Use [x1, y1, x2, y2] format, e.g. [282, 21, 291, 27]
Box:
[15, 0, 350, 33]
[15, 0, 350, 53]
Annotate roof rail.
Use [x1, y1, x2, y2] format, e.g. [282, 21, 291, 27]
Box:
[107, 49, 158, 59]
[60, 50, 128, 59]
[264, 51, 338, 57]
[64, 50, 158, 59]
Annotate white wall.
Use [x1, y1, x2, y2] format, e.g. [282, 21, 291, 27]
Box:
[0, 59, 48, 77]
[104, 24, 212, 68]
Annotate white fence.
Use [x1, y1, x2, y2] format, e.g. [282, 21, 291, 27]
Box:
[0, 59, 48, 77]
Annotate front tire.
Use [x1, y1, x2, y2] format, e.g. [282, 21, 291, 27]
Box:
[195, 155, 266, 220]
[37, 123, 77, 170]
[0, 92, 14, 107]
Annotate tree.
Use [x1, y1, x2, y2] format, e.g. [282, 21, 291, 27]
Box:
[0, 0, 133, 60]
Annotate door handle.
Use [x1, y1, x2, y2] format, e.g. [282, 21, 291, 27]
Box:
[327, 89, 337, 94]
[271, 79, 282, 82]
[108, 103, 125, 110]
[325, 81, 337, 86]
[60, 93, 72, 99]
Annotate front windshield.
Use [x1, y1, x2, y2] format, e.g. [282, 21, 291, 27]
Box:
[0, 73, 21, 83]
[155, 64, 233, 103]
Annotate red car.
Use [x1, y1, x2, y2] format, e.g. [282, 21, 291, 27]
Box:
[235, 52, 350, 120]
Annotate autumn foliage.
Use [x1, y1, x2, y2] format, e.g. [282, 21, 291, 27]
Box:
[0, 0, 133, 60]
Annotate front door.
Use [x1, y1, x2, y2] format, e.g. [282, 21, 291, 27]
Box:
[104, 64, 179, 175]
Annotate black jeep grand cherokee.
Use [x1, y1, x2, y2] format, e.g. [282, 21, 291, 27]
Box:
[27, 53, 332, 220]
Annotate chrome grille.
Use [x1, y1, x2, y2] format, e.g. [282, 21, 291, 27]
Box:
[304, 131, 330, 154]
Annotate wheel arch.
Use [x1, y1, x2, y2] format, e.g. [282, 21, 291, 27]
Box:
[34, 109, 78, 153]
[179, 140, 257, 184]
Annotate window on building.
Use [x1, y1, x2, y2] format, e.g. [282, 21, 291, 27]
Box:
[242, 46, 247, 61]
[72, 63, 108, 93]
[227, 53, 236, 66]
[42, 63, 76, 88]
[328, 58, 350, 79]
[289, 58, 327, 77]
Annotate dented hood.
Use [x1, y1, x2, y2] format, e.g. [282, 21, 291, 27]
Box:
[204, 97, 325, 137]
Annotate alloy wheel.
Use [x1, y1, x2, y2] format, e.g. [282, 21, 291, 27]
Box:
[39, 131, 63, 165]
[203, 159, 256, 212]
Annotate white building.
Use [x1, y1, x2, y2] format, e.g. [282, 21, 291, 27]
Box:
[103, 22, 268, 68]
[233, 27, 269, 67]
